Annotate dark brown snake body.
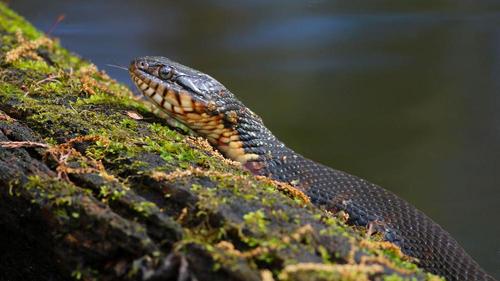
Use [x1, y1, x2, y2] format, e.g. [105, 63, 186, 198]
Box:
[129, 56, 496, 281]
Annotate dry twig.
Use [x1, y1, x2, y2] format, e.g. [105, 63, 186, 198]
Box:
[0, 141, 49, 148]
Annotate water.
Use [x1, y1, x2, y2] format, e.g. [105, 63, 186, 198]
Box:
[9, 1, 500, 277]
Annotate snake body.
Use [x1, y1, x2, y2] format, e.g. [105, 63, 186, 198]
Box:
[129, 56, 496, 281]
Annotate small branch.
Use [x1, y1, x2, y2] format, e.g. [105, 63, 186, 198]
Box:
[0, 141, 49, 148]
[35, 74, 61, 85]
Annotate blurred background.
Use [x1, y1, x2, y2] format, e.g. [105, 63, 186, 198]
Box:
[7, 1, 500, 278]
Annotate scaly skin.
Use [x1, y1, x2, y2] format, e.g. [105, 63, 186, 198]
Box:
[129, 56, 497, 281]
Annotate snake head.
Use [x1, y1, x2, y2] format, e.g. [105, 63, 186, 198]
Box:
[129, 56, 264, 164]
[129, 56, 230, 115]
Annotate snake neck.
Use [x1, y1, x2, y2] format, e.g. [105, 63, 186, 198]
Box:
[223, 110, 298, 178]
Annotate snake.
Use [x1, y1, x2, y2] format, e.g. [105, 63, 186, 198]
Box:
[129, 56, 496, 281]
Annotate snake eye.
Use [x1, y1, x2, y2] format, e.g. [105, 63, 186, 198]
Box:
[159, 66, 174, 80]
[137, 61, 148, 69]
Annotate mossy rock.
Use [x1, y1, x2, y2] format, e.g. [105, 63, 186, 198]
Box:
[0, 3, 443, 281]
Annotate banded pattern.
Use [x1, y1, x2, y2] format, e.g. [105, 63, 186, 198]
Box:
[129, 56, 497, 281]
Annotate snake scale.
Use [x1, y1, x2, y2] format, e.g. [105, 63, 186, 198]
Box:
[129, 56, 496, 281]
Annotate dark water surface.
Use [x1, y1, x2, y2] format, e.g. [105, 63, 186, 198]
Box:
[9, 1, 500, 277]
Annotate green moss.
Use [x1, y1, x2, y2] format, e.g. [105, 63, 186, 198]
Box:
[382, 275, 412, 281]
[243, 209, 268, 233]
[12, 59, 56, 73]
[97, 184, 127, 201]
[0, 80, 23, 95]
[148, 122, 182, 140]
[380, 248, 419, 271]
[317, 245, 331, 263]
[70, 265, 98, 281]
[98, 185, 111, 198]
[120, 118, 138, 130]
[25, 175, 44, 190]
[74, 91, 140, 109]
[132, 201, 157, 216]
[279, 266, 373, 281]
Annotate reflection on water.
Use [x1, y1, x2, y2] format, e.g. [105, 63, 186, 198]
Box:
[10, 1, 500, 277]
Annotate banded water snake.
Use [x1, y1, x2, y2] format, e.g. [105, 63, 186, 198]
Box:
[129, 56, 496, 281]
